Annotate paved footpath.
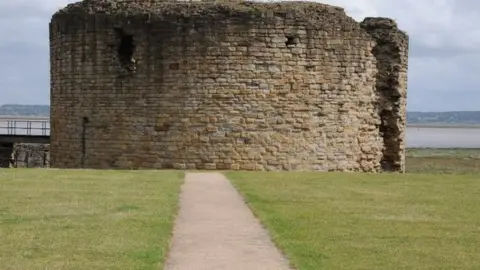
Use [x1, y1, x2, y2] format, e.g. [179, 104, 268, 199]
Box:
[164, 172, 292, 270]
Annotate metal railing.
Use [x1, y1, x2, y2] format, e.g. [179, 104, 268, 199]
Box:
[0, 117, 50, 136]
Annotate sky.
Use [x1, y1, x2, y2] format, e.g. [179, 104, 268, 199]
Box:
[1, 0, 479, 112]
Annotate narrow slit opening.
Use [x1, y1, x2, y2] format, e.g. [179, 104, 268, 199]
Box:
[286, 36, 298, 46]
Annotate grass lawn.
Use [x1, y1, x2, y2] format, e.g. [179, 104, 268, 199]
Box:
[228, 171, 480, 270]
[406, 148, 480, 174]
[0, 169, 183, 270]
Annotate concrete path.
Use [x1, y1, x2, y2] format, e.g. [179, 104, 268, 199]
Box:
[164, 172, 292, 270]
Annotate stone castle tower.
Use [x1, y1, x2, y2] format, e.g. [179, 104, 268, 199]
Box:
[49, 0, 408, 172]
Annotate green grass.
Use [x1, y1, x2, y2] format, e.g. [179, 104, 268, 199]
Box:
[0, 169, 183, 270]
[1, 148, 478, 269]
[228, 171, 480, 270]
[406, 148, 480, 174]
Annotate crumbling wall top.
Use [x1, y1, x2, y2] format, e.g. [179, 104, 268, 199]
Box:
[52, 0, 357, 28]
[361, 17, 408, 45]
[362, 17, 398, 29]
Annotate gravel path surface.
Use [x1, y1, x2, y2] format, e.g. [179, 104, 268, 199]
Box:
[164, 172, 291, 270]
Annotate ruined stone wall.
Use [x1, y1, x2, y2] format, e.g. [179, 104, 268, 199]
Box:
[0, 143, 49, 168]
[49, 1, 408, 172]
[361, 18, 409, 172]
[12, 144, 50, 168]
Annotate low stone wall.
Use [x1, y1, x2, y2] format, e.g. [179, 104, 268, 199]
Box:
[11, 144, 50, 168]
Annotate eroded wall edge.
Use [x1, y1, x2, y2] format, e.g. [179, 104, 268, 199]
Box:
[361, 17, 409, 172]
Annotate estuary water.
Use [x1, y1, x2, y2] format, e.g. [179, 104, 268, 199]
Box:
[0, 117, 479, 148]
[406, 127, 480, 148]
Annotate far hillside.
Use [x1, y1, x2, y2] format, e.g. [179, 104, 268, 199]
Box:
[408, 111, 480, 125]
[0, 104, 49, 117]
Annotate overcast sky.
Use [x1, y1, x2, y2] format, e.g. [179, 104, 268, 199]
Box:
[1, 0, 479, 112]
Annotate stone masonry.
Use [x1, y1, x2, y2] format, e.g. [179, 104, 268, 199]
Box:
[12, 144, 50, 168]
[49, 0, 408, 172]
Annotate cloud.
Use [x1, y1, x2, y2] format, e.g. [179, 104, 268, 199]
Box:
[322, 0, 480, 57]
[0, 0, 73, 12]
[0, 0, 75, 47]
[0, 0, 479, 111]
[294, 0, 480, 111]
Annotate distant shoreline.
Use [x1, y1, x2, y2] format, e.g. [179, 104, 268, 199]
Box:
[1, 115, 480, 129]
[0, 115, 50, 121]
[407, 123, 480, 129]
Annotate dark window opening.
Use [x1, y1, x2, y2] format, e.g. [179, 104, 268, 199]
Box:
[81, 117, 89, 168]
[114, 28, 136, 72]
[169, 63, 180, 70]
[118, 35, 134, 63]
[286, 36, 298, 46]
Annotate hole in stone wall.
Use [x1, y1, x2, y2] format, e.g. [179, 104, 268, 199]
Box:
[169, 63, 180, 70]
[155, 122, 171, 132]
[118, 35, 134, 62]
[286, 35, 298, 46]
[114, 28, 136, 72]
